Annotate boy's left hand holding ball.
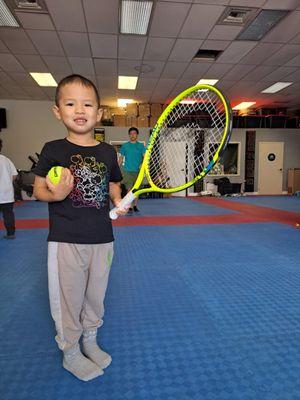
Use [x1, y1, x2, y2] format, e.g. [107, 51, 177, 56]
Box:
[46, 166, 74, 201]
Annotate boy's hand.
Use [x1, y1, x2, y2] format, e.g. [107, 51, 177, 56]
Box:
[114, 199, 130, 216]
[46, 167, 74, 201]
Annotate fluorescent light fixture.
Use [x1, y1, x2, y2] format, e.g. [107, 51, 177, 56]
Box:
[120, 0, 153, 35]
[118, 76, 138, 90]
[117, 98, 134, 107]
[197, 79, 219, 86]
[180, 100, 196, 105]
[30, 73, 57, 87]
[233, 101, 256, 110]
[261, 82, 293, 94]
[0, 0, 19, 27]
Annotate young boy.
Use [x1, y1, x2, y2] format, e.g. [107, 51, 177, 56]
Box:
[33, 74, 125, 381]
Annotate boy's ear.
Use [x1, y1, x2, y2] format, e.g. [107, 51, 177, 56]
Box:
[97, 108, 103, 123]
[52, 105, 62, 120]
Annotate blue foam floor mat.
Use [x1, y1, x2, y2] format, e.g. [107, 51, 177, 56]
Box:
[1, 222, 300, 399]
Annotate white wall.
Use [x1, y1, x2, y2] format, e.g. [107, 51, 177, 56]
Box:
[0, 99, 151, 170]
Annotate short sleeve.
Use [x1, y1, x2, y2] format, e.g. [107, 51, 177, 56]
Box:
[110, 148, 123, 182]
[32, 143, 53, 177]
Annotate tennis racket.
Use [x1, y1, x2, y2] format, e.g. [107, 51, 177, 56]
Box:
[110, 83, 232, 220]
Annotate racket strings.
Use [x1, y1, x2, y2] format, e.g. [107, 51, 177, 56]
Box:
[147, 89, 227, 189]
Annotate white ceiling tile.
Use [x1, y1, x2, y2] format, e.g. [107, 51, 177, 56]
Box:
[208, 25, 243, 40]
[286, 55, 300, 67]
[26, 30, 65, 56]
[42, 87, 57, 100]
[260, 66, 298, 82]
[23, 86, 49, 100]
[205, 63, 234, 78]
[180, 4, 225, 39]
[45, 0, 86, 32]
[0, 28, 37, 54]
[240, 43, 282, 65]
[182, 61, 212, 79]
[222, 64, 255, 81]
[89, 34, 118, 58]
[242, 65, 275, 80]
[116, 89, 137, 98]
[0, 53, 25, 72]
[15, 12, 55, 30]
[118, 36, 147, 60]
[161, 62, 188, 78]
[136, 78, 159, 91]
[144, 37, 175, 61]
[201, 40, 230, 50]
[149, 2, 191, 37]
[0, 39, 9, 53]
[118, 59, 141, 76]
[169, 39, 203, 61]
[283, 68, 300, 82]
[169, 78, 197, 97]
[216, 41, 257, 63]
[194, 0, 230, 3]
[94, 59, 117, 76]
[0, 71, 19, 87]
[215, 80, 235, 91]
[43, 56, 72, 74]
[97, 76, 117, 90]
[8, 72, 36, 86]
[229, 0, 265, 6]
[15, 55, 49, 72]
[262, 0, 299, 10]
[262, 45, 300, 66]
[68, 57, 95, 75]
[83, 0, 118, 34]
[7, 86, 31, 98]
[262, 11, 300, 43]
[139, 61, 166, 78]
[59, 32, 91, 57]
[290, 32, 300, 44]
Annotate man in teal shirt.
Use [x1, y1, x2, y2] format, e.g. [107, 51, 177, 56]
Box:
[119, 127, 145, 214]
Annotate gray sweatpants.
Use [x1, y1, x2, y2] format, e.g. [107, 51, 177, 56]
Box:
[47, 242, 114, 350]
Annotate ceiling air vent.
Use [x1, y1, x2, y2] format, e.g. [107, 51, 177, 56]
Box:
[194, 49, 222, 61]
[14, 0, 48, 12]
[217, 7, 258, 26]
[237, 10, 288, 41]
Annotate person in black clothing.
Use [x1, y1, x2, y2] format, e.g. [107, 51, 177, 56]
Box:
[33, 75, 127, 381]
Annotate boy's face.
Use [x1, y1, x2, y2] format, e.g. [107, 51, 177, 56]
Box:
[53, 82, 102, 136]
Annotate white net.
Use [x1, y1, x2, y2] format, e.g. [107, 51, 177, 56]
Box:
[147, 88, 229, 190]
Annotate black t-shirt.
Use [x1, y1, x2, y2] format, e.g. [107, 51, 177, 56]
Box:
[34, 138, 122, 244]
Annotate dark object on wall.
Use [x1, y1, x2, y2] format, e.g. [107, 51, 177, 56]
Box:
[244, 130, 256, 192]
[213, 177, 241, 195]
[0, 108, 7, 129]
[14, 170, 35, 200]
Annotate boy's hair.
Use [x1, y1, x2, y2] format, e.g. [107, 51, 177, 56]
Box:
[128, 127, 139, 135]
[55, 74, 100, 107]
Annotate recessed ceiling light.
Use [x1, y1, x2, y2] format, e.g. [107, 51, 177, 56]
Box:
[118, 76, 138, 90]
[0, 0, 19, 27]
[233, 101, 256, 110]
[120, 0, 153, 35]
[118, 99, 134, 107]
[30, 73, 57, 87]
[261, 82, 293, 94]
[197, 79, 219, 86]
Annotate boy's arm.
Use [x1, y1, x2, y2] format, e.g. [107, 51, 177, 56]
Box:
[109, 182, 122, 207]
[33, 168, 74, 202]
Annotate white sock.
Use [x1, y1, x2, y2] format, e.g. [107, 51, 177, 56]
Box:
[63, 344, 104, 381]
[82, 330, 112, 370]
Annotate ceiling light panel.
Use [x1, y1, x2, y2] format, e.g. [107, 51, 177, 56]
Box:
[233, 102, 256, 110]
[261, 82, 293, 94]
[30, 73, 57, 87]
[117, 98, 134, 107]
[118, 76, 138, 90]
[0, 0, 19, 26]
[120, 0, 153, 35]
[197, 79, 219, 86]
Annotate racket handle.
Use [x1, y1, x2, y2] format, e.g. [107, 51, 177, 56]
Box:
[110, 191, 136, 220]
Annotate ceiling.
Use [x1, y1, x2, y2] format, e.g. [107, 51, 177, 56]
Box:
[1, 0, 300, 111]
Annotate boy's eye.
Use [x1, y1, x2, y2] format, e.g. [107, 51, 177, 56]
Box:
[85, 104, 93, 107]
[66, 102, 74, 106]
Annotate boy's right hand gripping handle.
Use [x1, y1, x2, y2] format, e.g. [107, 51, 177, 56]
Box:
[109, 191, 136, 220]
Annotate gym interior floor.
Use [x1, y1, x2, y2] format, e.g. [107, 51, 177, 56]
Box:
[1, 195, 300, 400]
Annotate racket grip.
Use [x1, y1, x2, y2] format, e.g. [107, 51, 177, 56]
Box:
[110, 191, 136, 220]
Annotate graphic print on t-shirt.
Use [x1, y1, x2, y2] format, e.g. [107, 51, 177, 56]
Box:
[69, 154, 108, 209]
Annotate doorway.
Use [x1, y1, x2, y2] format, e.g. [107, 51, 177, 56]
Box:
[258, 142, 284, 194]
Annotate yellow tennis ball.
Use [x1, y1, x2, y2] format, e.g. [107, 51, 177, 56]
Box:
[48, 166, 63, 185]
